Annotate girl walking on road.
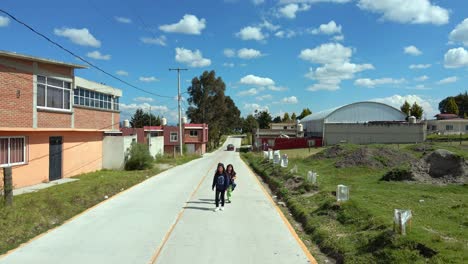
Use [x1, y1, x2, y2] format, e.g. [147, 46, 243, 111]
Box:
[226, 164, 237, 203]
[212, 163, 229, 212]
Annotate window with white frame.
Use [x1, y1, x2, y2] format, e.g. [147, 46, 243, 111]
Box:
[446, 125, 454, 131]
[37, 75, 71, 110]
[73, 87, 119, 111]
[189, 130, 198, 137]
[170, 132, 178, 142]
[0, 137, 27, 167]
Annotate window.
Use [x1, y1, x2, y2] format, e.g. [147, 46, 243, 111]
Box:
[0, 137, 27, 167]
[466, 125, 468, 131]
[431, 125, 437, 131]
[73, 87, 119, 111]
[170, 132, 178, 142]
[37, 75, 71, 110]
[446, 125, 454, 131]
[189, 130, 198, 137]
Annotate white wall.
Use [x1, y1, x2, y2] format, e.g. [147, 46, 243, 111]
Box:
[149, 136, 164, 157]
[103, 135, 136, 169]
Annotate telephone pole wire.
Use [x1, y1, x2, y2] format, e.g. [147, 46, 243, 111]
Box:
[169, 68, 188, 156]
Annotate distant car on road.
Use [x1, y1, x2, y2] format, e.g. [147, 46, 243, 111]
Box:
[227, 144, 235, 151]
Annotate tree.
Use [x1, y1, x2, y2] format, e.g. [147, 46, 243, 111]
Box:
[272, 116, 282, 123]
[282, 112, 291, 122]
[255, 110, 272, 129]
[445, 97, 460, 115]
[297, 108, 312, 120]
[439, 92, 468, 117]
[400, 101, 411, 116]
[186, 71, 241, 149]
[291, 112, 297, 121]
[130, 109, 162, 128]
[242, 114, 258, 133]
[410, 102, 424, 119]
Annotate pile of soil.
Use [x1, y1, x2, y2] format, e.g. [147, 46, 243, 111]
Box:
[334, 147, 415, 169]
[284, 176, 304, 191]
[410, 149, 468, 184]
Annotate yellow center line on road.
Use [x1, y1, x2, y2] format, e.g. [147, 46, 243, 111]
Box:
[149, 158, 219, 264]
[241, 158, 318, 264]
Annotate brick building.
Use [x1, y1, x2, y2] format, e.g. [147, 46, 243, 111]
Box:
[0, 50, 121, 188]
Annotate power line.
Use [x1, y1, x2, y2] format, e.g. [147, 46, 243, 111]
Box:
[0, 8, 172, 99]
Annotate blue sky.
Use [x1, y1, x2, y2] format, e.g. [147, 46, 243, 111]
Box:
[1, 0, 467, 122]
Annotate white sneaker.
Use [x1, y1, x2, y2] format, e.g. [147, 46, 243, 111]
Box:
[220, 207, 224, 211]
[214, 207, 220, 212]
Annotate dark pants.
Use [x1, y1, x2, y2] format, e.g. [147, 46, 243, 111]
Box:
[215, 189, 225, 207]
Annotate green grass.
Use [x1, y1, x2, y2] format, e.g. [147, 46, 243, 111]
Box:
[242, 143, 468, 263]
[0, 155, 199, 255]
[427, 134, 468, 141]
[279, 147, 326, 159]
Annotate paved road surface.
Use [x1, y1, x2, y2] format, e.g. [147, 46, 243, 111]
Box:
[0, 137, 315, 264]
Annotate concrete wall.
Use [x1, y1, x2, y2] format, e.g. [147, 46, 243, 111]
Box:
[149, 136, 164, 157]
[102, 135, 136, 170]
[324, 123, 426, 145]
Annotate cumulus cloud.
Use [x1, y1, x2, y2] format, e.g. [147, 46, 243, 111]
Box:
[279, 0, 351, 3]
[300, 43, 374, 91]
[0, 16, 10, 27]
[259, 20, 281, 31]
[86, 50, 111, 60]
[372, 94, 436, 118]
[278, 3, 311, 19]
[139, 76, 159, 82]
[115, 16, 132, 24]
[256, 94, 273, 101]
[237, 48, 263, 59]
[159, 14, 206, 35]
[436, 76, 458, 85]
[333, 35, 344, 41]
[175, 48, 211, 67]
[240, 74, 275, 86]
[243, 103, 269, 114]
[237, 88, 260, 96]
[281, 96, 298, 104]
[133, 97, 154, 102]
[54, 27, 101, 47]
[224, 48, 236, 58]
[140, 36, 167, 46]
[414, 75, 428, 81]
[223, 62, 235, 67]
[310, 20, 342, 35]
[449, 18, 468, 47]
[357, 0, 449, 25]
[354, 78, 405, 87]
[236, 26, 266, 41]
[116, 70, 129, 76]
[268, 85, 288, 91]
[444, 47, 468, 68]
[120, 103, 169, 116]
[275, 30, 297, 38]
[404, 45, 422, 56]
[409, 64, 431, 69]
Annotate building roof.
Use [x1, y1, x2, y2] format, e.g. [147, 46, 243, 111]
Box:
[144, 126, 163, 131]
[434, 113, 459, 120]
[0, 50, 87, 69]
[75, 76, 123, 97]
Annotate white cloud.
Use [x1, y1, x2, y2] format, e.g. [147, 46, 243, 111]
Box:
[409, 64, 431, 69]
[357, 0, 449, 25]
[268, 85, 288, 91]
[259, 20, 281, 31]
[120, 103, 169, 114]
[133, 97, 154, 102]
[404, 45, 422, 56]
[449, 18, 468, 47]
[256, 94, 273, 101]
[141, 36, 167, 46]
[310, 20, 342, 35]
[281, 96, 298, 104]
[175, 47, 211, 67]
[354, 77, 405, 87]
[252, 0, 265, 5]
[415, 75, 428, 81]
[279, 0, 351, 3]
[437, 76, 458, 85]
[444, 47, 468, 68]
[115, 16, 132, 24]
[300, 43, 374, 91]
[333, 35, 344, 41]
[278, 3, 311, 19]
[240, 74, 275, 86]
[372, 94, 436, 118]
[275, 30, 297, 38]
[237, 48, 263, 59]
[139, 76, 159, 82]
[116, 70, 129, 76]
[224, 48, 236, 58]
[54, 27, 101, 47]
[238, 88, 259, 96]
[236, 26, 266, 41]
[223, 62, 235, 67]
[159, 14, 206, 35]
[243, 103, 269, 114]
[86, 50, 111, 60]
[0, 16, 10, 27]
[413, 84, 430, 90]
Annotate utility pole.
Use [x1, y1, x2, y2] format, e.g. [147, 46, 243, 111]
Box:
[148, 106, 151, 149]
[169, 68, 188, 156]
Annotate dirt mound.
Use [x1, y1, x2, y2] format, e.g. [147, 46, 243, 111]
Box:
[315, 145, 346, 159]
[411, 149, 468, 184]
[285, 176, 304, 190]
[335, 147, 414, 169]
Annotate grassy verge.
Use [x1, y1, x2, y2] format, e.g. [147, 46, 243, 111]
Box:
[242, 144, 467, 263]
[0, 155, 199, 255]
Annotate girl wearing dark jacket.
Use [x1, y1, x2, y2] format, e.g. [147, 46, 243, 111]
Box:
[212, 163, 229, 211]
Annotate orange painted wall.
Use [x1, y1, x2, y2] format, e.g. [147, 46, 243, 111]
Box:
[0, 131, 102, 188]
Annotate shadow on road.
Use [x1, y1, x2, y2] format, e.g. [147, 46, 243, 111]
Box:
[198, 198, 214, 202]
[186, 201, 213, 205]
[183, 206, 214, 211]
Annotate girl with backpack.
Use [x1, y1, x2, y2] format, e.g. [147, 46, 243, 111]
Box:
[226, 164, 237, 203]
[212, 163, 229, 211]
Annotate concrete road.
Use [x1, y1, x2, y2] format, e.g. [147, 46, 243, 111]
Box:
[0, 137, 315, 264]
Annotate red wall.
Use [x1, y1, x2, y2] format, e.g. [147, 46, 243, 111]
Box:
[273, 137, 323, 150]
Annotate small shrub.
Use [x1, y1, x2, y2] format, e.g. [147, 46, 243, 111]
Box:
[381, 168, 414, 181]
[125, 143, 154, 170]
